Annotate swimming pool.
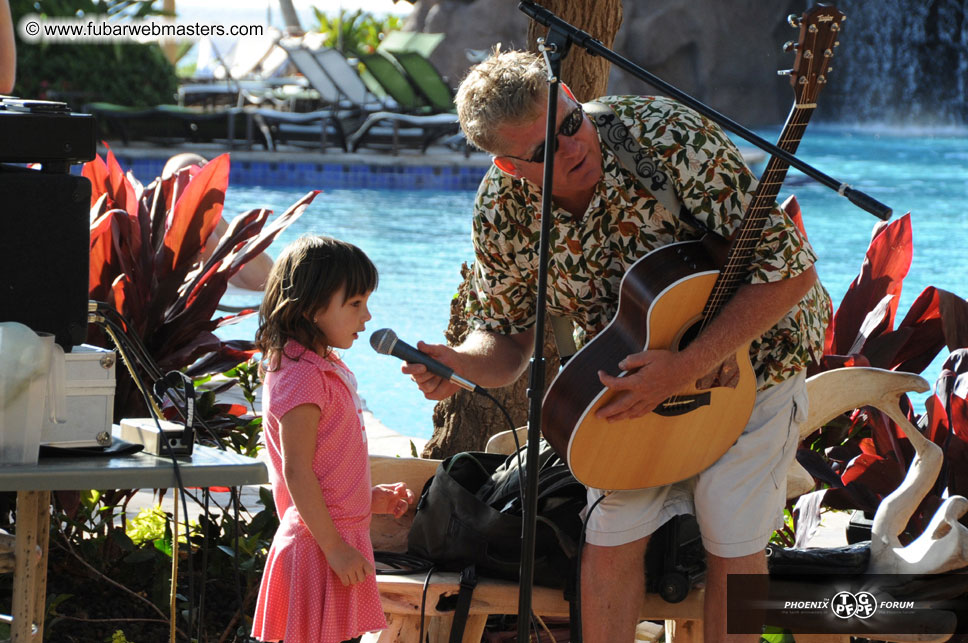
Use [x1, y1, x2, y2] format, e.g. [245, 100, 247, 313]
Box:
[217, 125, 968, 441]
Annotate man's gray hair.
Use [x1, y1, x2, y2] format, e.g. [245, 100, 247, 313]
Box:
[455, 49, 548, 155]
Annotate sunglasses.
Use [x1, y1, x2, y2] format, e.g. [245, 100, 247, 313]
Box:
[506, 103, 585, 164]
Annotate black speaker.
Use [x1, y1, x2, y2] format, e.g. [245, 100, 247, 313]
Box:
[0, 164, 91, 351]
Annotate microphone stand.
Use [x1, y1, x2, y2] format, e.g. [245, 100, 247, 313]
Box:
[516, 27, 569, 643]
[513, 3, 893, 641]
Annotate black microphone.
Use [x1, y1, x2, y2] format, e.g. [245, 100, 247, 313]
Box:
[370, 328, 483, 394]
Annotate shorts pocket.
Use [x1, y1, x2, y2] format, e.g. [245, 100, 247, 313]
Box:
[770, 381, 809, 489]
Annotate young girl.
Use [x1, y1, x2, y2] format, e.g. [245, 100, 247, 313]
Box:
[251, 235, 413, 643]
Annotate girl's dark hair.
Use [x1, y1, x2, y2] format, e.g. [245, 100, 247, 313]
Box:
[255, 235, 377, 366]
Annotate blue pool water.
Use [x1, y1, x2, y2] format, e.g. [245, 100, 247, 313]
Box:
[218, 126, 968, 440]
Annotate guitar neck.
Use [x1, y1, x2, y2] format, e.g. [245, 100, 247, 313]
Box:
[702, 104, 814, 319]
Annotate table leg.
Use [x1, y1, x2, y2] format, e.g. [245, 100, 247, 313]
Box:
[12, 490, 50, 642]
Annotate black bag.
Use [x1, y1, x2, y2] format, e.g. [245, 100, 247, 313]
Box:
[407, 441, 587, 589]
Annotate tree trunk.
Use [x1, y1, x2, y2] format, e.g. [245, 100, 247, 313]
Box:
[527, 0, 624, 102]
[422, 1, 624, 459]
[277, 0, 303, 34]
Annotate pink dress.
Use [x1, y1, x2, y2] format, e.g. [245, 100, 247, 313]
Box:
[251, 341, 386, 643]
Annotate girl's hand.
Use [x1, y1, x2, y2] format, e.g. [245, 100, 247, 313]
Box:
[324, 540, 374, 586]
[372, 482, 415, 518]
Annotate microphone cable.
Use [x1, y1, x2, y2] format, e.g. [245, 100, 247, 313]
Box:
[86, 300, 252, 642]
[87, 311, 196, 643]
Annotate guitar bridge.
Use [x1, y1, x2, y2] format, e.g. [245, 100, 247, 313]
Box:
[654, 393, 711, 417]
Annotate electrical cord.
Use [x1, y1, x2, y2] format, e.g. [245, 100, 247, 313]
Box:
[403, 387, 547, 643]
[89, 300, 265, 641]
[89, 303, 200, 642]
[89, 301, 226, 448]
[478, 386, 604, 643]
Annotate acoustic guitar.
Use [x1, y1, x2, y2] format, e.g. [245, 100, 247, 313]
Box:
[541, 5, 845, 490]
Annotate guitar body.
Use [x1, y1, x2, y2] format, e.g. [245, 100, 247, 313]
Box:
[542, 239, 757, 490]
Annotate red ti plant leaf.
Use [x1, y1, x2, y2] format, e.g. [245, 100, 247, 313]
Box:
[169, 191, 315, 339]
[171, 208, 270, 319]
[825, 213, 913, 356]
[154, 154, 230, 305]
[83, 147, 138, 220]
[89, 210, 124, 304]
[81, 151, 111, 208]
[185, 341, 258, 378]
[817, 353, 871, 371]
[930, 349, 968, 498]
[861, 287, 968, 374]
[104, 148, 140, 221]
[845, 294, 896, 357]
[839, 452, 907, 500]
[780, 195, 808, 240]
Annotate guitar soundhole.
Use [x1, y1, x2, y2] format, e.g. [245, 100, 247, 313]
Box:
[676, 320, 703, 351]
[654, 319, 711, 416]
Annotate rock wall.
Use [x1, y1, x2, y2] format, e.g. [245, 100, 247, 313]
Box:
[406, 0, 806, 127]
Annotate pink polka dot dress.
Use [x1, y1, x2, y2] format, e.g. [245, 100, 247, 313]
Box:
[252, 341, 386, 643]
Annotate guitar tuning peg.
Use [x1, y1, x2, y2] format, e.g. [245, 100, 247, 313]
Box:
[777, 69, 794, 77]
[787, 13, 802, 28]
[824, 48, 834, 58]
[783, 41, 799, 53]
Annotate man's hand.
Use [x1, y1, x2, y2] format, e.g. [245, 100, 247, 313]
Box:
[372, 482, 415, 518]
[402, 341, 463, 400]
[596, 349, 699, 422]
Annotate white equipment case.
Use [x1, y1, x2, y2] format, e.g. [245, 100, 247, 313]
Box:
[42, 344, 116, 448]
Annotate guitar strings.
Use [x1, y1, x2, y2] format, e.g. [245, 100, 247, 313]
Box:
[665, 23, 825, 408]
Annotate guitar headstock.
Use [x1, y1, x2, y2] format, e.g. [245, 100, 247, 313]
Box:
[781, 4, 846, 105]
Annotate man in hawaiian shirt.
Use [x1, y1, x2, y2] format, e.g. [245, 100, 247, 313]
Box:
[404, 50, 830, 643]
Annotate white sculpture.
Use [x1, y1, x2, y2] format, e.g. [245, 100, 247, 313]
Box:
[804, 367, 968, 576]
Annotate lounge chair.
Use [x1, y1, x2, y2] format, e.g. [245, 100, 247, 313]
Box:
[279, 40, 360, 112]
[313, 48, 387, 113]
[385, 50, 456, 114]
[250, 108, 348, 152]
[376, 31, 445, 59]
[346, 110, 458, 153]
[349, 49, 463, 154]
[357, 51, 429, 114]
[83, 102, 270, 149]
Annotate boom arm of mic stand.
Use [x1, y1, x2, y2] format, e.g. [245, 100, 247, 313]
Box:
[518, 0, 892, 221]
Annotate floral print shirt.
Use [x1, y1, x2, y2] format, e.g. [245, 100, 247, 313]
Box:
[465, 95, 831, 389]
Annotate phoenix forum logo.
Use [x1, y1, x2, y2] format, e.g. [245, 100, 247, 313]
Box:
[831, 591, 878, 619]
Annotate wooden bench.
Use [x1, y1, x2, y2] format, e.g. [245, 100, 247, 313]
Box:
[369, 454, 703, 643]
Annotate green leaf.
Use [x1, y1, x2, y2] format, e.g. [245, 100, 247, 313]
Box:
[761, 625, 794, 643]
[217, 544, 239, 559]
[152, 538, 173, 557]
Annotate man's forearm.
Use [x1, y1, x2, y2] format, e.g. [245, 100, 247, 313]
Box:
[453, 328, 534, 388]
[677, 267, 818, 381]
